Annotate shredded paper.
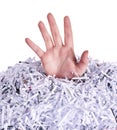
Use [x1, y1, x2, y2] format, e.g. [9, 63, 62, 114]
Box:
[0, 57, 117, 130]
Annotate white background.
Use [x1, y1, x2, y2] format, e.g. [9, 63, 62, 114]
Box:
[0, 0, 117, 71]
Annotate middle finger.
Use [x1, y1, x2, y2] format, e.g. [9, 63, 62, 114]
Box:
[47, 13, 63, 47]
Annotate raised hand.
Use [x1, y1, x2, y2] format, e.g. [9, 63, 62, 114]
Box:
[25, 13, 88, 79]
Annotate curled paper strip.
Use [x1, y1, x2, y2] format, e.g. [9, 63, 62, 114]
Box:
[0, 57, 117, 130]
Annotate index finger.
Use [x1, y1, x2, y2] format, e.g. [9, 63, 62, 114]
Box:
[64, 16, 74, 48]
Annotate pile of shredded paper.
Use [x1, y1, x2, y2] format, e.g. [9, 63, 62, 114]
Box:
[0, 57, 117, 130]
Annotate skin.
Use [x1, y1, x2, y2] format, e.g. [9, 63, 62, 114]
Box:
[25, 13, 89, 79]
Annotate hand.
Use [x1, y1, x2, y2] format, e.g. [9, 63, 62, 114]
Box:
[25, 13, 89, 79]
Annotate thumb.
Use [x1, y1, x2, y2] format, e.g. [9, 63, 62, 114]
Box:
[76, 50, 89, 76]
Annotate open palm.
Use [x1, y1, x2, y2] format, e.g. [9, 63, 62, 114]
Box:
[25, 13, 88, 79]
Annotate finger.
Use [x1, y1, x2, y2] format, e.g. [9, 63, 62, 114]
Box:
[64, 16, 74, 48]
[76, 50, 89, 76]
[25, 38, 44, 58]
[38, 21, 53, 50]
[47, 13, 63, 47]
